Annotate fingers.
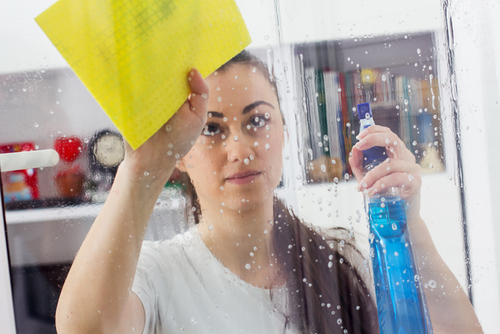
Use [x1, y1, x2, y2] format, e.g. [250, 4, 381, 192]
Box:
[358, 159, 421, 194]
[356, 124, 391, 140]
[186, 68, 210, 119]
[354, 125, 415, 163]
[350, 125, 421, 195]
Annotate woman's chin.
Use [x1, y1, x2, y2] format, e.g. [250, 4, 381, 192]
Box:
[218, 193, 274, 213]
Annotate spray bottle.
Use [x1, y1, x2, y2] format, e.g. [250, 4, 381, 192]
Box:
[356, 102, 433, 334]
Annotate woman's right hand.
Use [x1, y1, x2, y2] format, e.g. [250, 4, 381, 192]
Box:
[120, 68, 210, 182]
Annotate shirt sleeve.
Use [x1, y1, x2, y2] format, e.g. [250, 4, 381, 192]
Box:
[132, 240, 172, 334]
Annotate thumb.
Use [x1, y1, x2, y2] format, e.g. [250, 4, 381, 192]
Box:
[349, 146, 364, 183]
[187, 68, 210, 119]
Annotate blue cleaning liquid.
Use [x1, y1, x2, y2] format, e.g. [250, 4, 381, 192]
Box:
[368, 196, 432, 334]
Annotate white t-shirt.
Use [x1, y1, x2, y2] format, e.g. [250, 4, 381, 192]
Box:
[132, 227, 299, 334]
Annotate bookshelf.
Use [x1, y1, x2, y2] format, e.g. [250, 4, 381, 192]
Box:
[287, 32, 446, 184]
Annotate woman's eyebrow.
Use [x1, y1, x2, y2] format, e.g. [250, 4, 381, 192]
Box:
[242, 101, 275, 115]
[207, 111, 225, 118]
[208, 101, 275, 119]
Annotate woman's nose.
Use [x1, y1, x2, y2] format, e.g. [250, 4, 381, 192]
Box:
[224, 132, 255, 163]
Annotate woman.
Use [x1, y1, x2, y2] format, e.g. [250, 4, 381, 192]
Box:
[55, 51, 482, 334]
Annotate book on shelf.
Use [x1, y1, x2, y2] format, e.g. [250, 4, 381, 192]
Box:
[298, 66, 444, 183]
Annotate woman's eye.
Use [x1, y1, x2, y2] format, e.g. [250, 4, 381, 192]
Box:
[250, 115, 267, 128]
[202, 123, 222, 136]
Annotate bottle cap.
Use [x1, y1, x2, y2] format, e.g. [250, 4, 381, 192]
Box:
[357, 102, 372, 120]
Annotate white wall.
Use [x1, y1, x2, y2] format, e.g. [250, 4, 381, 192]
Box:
[450, 0, 500, 332]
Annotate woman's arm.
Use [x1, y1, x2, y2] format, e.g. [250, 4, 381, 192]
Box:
[55, 69, 209, 334]
[55, 163, 170, 334]
[350, 125, 483, 334]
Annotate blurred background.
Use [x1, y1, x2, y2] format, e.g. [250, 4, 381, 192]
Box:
[1, 0, 499, 333]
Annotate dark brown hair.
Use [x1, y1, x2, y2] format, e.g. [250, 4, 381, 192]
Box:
[180, 50, 378, 333]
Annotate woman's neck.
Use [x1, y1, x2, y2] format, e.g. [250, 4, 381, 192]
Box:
[196, 197, 282, 289]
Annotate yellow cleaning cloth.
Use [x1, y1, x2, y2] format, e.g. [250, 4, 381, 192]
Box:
[35, 0, 251, 149]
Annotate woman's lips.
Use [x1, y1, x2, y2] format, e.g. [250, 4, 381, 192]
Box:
[226, 172, 261, 185]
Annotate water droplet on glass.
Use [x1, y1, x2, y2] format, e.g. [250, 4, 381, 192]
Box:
[234, 135, 238, 141]
[34, 123, 39, 128]
[249, 252, 254, 257]
[328, 261, 333, 268]
[254, 141, 259, 147]
[265, 143, 270, 150]
[244, 158, 249, 165]
[245, 263, 251, 270]
[58, 88, 62, 92]
[220, 186, 224, 190]
[144, 171, 149, 176]
[408, 174, 414, 181]
[428, 280, 437, 289]
[412, 141, 417, 146]
[234, 75, 238, 80]
[337, 318, 342, 325]
[217, 96, 222, 102]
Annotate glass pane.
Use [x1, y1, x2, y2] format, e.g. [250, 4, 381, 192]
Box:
[1, 0, 497, 333]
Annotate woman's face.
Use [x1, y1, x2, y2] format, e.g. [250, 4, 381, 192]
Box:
[179, 63, 285, 212]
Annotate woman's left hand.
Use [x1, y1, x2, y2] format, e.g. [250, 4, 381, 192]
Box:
[349, 125, 422, 222]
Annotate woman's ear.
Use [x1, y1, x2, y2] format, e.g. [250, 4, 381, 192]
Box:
[176, 158, 187, 173]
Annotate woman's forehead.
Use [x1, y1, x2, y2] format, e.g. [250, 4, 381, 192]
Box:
[206, 64, 278, 112]
[208, 65, 272, 93]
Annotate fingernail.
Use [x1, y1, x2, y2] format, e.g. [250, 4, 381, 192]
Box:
[356, 129, 367, 140]
[356, 180, 367, 191]
[355, 138, 366, 148]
